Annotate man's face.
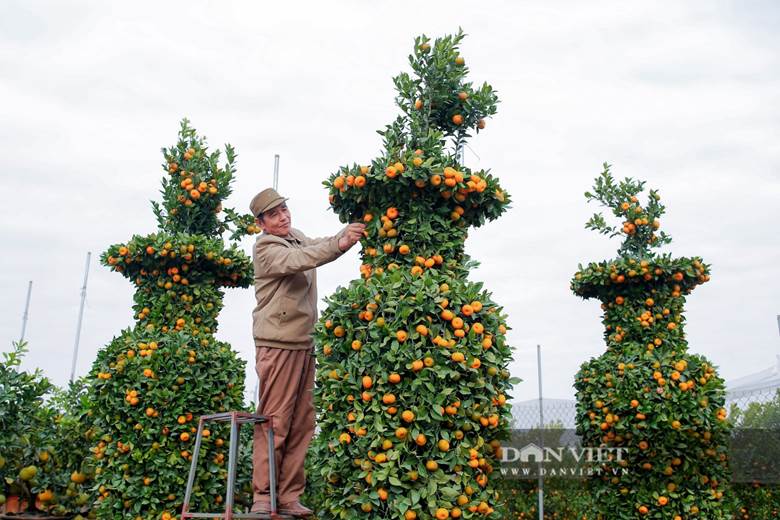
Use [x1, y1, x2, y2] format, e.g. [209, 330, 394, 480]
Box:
[257, 202, 291, 237]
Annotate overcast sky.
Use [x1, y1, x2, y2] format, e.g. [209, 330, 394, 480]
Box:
[1, 1, 778, 406]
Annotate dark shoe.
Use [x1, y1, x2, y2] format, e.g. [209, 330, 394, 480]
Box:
[251, 500, 271, 514]
[279, 501, 313, 517]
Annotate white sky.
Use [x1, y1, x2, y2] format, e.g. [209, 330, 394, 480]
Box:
[1, 1, 778, 404]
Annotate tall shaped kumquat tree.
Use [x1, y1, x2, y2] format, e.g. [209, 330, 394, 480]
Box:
[307, 32, 517, 520]
[571, 165, 731, 519]
[87, 120, 258, 519]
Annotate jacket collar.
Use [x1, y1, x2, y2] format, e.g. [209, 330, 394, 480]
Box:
[260, 228, 302, 244]
[285, 228, 305, 243]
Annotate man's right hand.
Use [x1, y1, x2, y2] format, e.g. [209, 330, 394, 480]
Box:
[338, 223, 366, 252]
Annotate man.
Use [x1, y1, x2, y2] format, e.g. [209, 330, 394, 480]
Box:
[248, 188, 364, 517]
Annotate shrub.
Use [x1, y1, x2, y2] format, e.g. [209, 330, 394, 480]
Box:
[307, 31, 516, 519]
[571, 166, 731, 519]
[0, 343, 95, 517]
[86, 120, 255, 519]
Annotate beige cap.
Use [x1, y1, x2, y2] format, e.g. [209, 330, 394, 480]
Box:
[250, 188, 288, 217]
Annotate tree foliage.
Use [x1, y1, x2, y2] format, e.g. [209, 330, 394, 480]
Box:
[307, 32, 516, 520]
[87, 120, 254, 519]
[0, 343, 94, 517]
[572, 167, 731, 519]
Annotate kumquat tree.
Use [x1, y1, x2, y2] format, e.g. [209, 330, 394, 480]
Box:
[86, 120, 258, 519]
[307, 31, 517, 519]
[0, 344, 95, 519]
[571, 165, 731, 519]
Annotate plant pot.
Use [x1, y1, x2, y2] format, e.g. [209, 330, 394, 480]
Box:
[0, 511, 71, 520]
[1, 496, 28, 514]
[0, 513, 73, 520]
[1, 515, 71, 519]
[1, 496, 72, 519]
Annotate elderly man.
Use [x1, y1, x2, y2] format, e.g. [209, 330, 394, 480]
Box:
[249, 188, 364, 517]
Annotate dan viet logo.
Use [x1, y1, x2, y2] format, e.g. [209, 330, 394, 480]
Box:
[500, 442, 630, 479]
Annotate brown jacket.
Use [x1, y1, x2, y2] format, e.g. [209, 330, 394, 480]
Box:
[252, 227, 345, 350]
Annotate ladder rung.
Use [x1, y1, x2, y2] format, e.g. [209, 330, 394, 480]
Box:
[197, 412, 270, 424]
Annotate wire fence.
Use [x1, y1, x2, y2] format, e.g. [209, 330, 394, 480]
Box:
[728, 387, 780, 410]
[503, 364, 780, 519]
[512, 398, 577, 429]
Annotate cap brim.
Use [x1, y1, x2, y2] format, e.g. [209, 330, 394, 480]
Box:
[260, 197, 288, 215]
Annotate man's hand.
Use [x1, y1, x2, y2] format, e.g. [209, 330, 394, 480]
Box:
[338, 223, 366, 252]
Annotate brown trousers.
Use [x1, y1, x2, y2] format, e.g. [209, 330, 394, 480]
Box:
[252, 346, 316, 507]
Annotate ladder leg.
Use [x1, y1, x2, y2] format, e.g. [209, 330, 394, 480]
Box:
[268, 416, 278, 515]
[181, 417, 206, 518]
[225, 412, 239, 520]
